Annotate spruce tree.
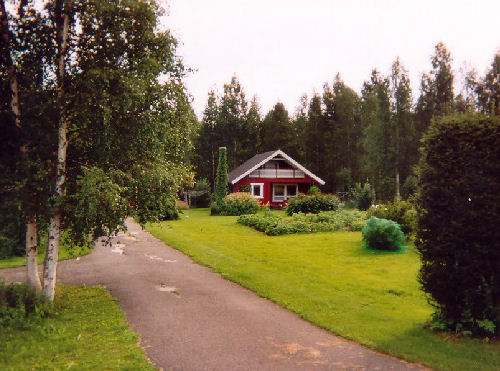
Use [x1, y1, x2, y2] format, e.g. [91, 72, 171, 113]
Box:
[215, 147, 228, 202]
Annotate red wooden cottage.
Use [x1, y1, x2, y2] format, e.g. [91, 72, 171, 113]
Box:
[228, 150, 325, 208]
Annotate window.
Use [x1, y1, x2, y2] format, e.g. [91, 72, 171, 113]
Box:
[272, 184, 298, 202]
[250, 183, 264, 199]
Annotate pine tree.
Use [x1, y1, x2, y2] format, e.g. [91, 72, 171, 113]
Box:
[416, 42, 455, 135]
[390, 58, 417, 200]
[476, 52, 500, 116]
[361, 69, 394, 201]
[261, 102, 292, 152]
[215, 147, 228, 202]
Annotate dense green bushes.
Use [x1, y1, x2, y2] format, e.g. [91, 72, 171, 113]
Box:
[285, 193, 340, 215]
[362, 217, 406, 251]
[211, 192, 260, 216]
[349, 183, 374, 210]
[417, 113, 500, 337]
[238, 209, 365, 236]
[0, 281, 52, 327]
[367, 201, 417, 235]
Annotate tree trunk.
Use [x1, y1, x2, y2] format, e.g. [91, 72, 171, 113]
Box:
[395, 170, 400, 201]
[26, 217, 42, 292]
[43, 0, 71, 301]
[1, 0, 42, 291]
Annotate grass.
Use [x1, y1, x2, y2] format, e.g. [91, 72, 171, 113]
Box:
[0, 236, 91, 269]
[0, 285, 154, 370]
[147, 208, 500, 371]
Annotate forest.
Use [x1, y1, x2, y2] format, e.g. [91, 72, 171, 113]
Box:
[193, 42, 500, 202]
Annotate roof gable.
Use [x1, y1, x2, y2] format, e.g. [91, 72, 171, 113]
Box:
[228, 150, 325, 185]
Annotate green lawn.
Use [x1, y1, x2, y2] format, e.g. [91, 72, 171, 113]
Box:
[0, 238, 91, 269]
[147, 208, 500, 371]
[0, 286, 154, 370]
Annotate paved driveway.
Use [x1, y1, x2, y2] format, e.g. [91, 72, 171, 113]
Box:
[1, 219, 426, 370]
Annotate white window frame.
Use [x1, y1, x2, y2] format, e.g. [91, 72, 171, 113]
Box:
[250, 183, 264, 199]
[272, 183, 298, 202]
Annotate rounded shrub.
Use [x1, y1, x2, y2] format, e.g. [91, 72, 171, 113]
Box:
[362, 217, 406, 251]
[285, 193, 340, 215]
[211, 192, 260, 216]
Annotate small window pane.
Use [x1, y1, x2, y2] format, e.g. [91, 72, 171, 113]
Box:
[286, 185, 297, 197]
[252, 184, 261, 197]
[274, 185, 285, 196]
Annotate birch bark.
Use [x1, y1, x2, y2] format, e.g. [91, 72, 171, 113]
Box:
[1, 0, 42, 291]
[43, 0, 72, 301]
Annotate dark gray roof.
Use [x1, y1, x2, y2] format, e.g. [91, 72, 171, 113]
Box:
[228, 150, 278, 184]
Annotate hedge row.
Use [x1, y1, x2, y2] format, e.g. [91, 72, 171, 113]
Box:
[238, 209, 366, 236]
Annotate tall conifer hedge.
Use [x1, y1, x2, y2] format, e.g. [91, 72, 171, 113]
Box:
[215, 147, 228, 202]
[417, 113, 500, 336]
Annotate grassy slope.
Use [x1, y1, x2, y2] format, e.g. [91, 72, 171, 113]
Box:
[148, 208, 499, 371]
[0, 286, 154, 370]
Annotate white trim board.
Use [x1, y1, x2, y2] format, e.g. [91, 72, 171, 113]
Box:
[230, 150, 325, 185]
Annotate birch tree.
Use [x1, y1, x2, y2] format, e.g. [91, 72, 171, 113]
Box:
[42, 0, 72, 301]
[0, 0, 44, 291]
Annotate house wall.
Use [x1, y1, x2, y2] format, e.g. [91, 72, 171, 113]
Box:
[233, 176, 315, 207]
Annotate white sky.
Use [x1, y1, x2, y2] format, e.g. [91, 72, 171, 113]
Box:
[161, 0, 500, 118]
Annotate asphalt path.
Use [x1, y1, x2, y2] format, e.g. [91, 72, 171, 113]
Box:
[1, 218, 426, 370]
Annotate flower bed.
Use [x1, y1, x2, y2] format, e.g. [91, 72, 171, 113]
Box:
[238, 209, 366, 236]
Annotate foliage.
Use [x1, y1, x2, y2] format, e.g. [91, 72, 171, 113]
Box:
[401, 174, 418, 199]
[350, 182, 374, 210]
[367, 201, 417, 235]
[362, 217, 406, 251]
[215, 147, 228, 203]
[417, 113, 500, 337]
[0, 281, 51, 327]
[0, 286, 154, 370]
[285, 193, 340, 215]
[239, 209, 365, 235]
[239, 185, 250, 192]
[211, 192, 260, 216]
[307, 185, 320, 195]
[148, 209, 500, 371]
[188, 178, 211, 208]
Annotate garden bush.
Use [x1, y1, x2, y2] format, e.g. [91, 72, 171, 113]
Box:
[350, 182, 374, 210]
[417, 113, 500, 337]
[362, 217, 406, 251]
[0, 281, 52, 327]
[367, 201, 417, 235]
[238, 209, 366, 236]
[211, 192, 260, 216]
[285, 193, 340, 215]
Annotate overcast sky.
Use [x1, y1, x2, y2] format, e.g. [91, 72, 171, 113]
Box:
[161, 0, 500, 118]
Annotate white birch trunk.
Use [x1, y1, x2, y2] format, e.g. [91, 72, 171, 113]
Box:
[1, 0, 42, 291]
[26, 217, 42, 292]
[43, 0, 71, 301]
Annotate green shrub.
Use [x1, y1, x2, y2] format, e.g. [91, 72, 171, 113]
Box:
[417, 113, 500, 337]
[350, 182, 374, 210]
[307, 185, 320, 195]
[285, 193, 340, 215]
[362, 217, 406, 251]
[401, 175, 418, 199]
[238, 209, 366, 236]
[367, 201, 417, 235]
[211, 192, 260, 216]
[215, 147, 228, 202]
[0, 281, 52, 327]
